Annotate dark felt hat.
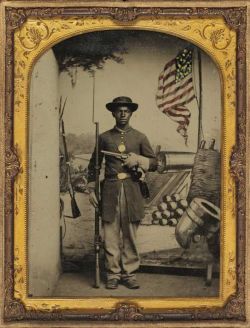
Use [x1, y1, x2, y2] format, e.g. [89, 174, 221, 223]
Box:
[106, 96, 138, 112]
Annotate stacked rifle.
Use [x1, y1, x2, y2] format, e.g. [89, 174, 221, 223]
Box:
[152, 193, 188, 227]
[59, 96, 81, 219]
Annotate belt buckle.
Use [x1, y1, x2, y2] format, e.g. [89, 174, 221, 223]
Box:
[118, 173, 127, 180]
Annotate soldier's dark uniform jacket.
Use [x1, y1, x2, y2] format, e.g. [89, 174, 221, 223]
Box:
[88, 126, 156, 223]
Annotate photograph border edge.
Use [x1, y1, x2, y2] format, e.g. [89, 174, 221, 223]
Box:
[3, 4, 247, 322]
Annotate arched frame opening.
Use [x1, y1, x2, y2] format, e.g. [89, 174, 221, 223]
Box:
[13, 16, 236, 311]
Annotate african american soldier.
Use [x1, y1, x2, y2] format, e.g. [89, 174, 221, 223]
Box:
[87, 96, 157, 289]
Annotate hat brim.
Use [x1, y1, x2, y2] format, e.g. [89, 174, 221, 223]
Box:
[106, 102, 138, 112]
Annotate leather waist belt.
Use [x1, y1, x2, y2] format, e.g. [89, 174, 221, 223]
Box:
[105, 173, 131, 180]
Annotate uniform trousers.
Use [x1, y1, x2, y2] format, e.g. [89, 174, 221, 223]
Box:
[103, 182, 140, 281]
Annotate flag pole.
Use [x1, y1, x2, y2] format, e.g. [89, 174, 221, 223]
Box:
[197, 48, 203, 149]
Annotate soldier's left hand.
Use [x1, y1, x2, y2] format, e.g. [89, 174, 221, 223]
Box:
[123, 152, 139, 168]
[123, 153, 150, 171]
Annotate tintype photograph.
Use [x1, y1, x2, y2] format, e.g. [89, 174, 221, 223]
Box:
[2, 3, 247, 324]
[29, 30, 221, 298]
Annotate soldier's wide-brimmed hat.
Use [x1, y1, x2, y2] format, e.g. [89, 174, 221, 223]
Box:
[106, 96, 138, 112]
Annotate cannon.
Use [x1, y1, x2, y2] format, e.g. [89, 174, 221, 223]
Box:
[157, 151, 195, 173]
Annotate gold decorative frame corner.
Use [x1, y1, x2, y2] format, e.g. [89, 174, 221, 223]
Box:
[3, 5, 247, 322]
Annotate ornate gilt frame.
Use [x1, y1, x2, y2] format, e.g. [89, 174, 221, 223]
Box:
[3, 3, 246, 323]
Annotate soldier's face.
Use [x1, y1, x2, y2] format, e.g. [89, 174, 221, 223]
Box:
[112, 106, 132, 126]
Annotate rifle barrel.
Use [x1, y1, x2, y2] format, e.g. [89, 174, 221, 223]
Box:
[95, 123, 100, 203]
[94, 122, 100, 288]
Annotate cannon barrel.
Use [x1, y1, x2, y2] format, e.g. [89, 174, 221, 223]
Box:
[157, 151, 195, 173]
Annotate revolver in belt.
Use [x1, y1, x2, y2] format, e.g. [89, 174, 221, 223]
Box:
[101, 150, 150, 199]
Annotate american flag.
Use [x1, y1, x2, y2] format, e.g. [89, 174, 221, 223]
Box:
[156, 48, 196, 144]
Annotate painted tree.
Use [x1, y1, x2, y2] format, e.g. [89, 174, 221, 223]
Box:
[53, 30, 127, 85]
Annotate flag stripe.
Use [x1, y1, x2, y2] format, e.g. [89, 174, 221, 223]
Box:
[156, 77, 193, 100]
[157, 73, 192, 103]
[159, 61, 176, 81]
[159, 69, 176, 83]
[168, 112, 191, 120]
[167, 113, 190, 122]
[157, 78, 176, 91]
[165, 115, 190, 125]
[157, 81, 190, 109]
[158, 88, 194, 110]
[163, 58, 176, 71]
[162, 94, 196, 114]
[158, 59, 176, 79]
[168, 108, 191, 117]
[157, 74, 194, 104]
[167, 106, 190, 112]
[158, 85, 194, 108]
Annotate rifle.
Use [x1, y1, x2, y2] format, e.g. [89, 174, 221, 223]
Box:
[60, 102, 81, 218]
[94, 122, 101, 288]
[91, 71, 101, 288]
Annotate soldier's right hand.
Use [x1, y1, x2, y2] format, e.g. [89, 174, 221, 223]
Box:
[89, 191, 98, 208]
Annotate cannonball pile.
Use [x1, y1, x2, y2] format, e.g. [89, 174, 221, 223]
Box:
[151, 193, 188, 227]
